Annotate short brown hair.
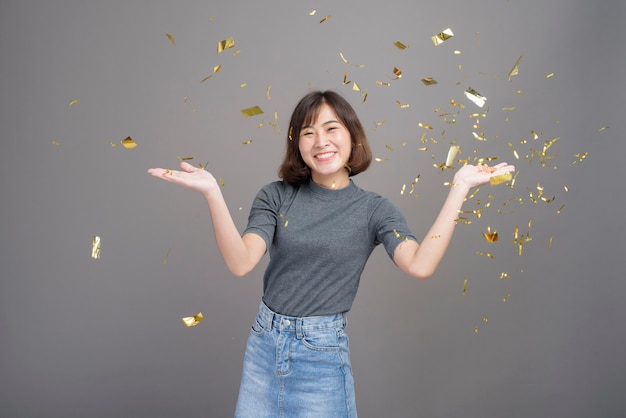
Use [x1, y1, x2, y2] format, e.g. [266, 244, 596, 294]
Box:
[279, 91, 372, 186]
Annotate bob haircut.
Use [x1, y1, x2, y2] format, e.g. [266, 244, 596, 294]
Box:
[279, 90, 372, 186]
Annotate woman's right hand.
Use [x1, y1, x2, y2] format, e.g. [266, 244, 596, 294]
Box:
[147, 161, 219, 197]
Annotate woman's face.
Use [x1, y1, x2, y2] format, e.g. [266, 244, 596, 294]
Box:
[298, 103, 352, 189]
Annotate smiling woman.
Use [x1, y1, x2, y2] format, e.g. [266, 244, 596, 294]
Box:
[147, 90, 514, 417]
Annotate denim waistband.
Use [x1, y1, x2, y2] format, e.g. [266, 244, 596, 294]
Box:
[257, 301, 347, 334]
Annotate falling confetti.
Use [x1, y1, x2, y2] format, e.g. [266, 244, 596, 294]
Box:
[165, 33, 175, 46]
[121, 136, 138, 149]
[69, 99, 80, 107]
[91, 236, 101, 259]
[462, 279, 467, 296]
[217, 37, 235, 54]
[432, 28, 454, 46]
[421, 77, 438, 86]
[394, 41, 408, 50]
[182, 312, 204, 327]
[240, 106, 264, 118]
[464, 87, 487, 108]
[507, 55, 524, 81]
[319, 15, 331, 23]
[490, 172, 512, 186]
[482, 226, 498, 243]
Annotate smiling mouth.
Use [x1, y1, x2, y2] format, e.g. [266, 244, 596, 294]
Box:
[315, 152, 336, 159]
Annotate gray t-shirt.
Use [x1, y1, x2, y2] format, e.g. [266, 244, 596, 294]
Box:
[243, 179, 417, 317]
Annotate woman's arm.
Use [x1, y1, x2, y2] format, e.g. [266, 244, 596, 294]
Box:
[393, 162, 515, 280]
[148, 162, 266, 277]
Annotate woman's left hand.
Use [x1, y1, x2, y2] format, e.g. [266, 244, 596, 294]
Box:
[453, 162, 516, 189]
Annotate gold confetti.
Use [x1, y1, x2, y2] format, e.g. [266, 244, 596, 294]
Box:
[418, 122, 433, 130]
[217, 37, 235, 54]
[394, 41, 408, 50]
[549, 236, 553, 249]
[499, 272, 510, 279]
[454, 50, 461, 55]
[556, 204, 565, 214]
[421, 77, 438, 86]
[462, 279, 467, 296]
[476, 252, 494, 259]
[392, 67, 402, 79]
[374, 157, 388, 162]
[385, 145, 394, 151]
[490, 172, 512, 186]
[91, 236, 101, 259]
[241, 106, 264, 118]
[445, 145, 461, 167]
[545, 73, 555, 79]
[431, 235, 441, 239]
[177, 156, 194, 161]
[396, 101, 410, 108]
[432, 28, 454, 46]
[352, 82, 361, 91]
[69, 99, 80, 106]
[52, 141, 60, 146]
[482, 226, 498, 243]
[200, 65, 222, 83]
[309, 9, 316, 15]
[121, 136, 138, 149]
[165, 33, 175, 46]
[110, 141, 119, 147]
[502, 293, 511, 302]
[507, 55, 524, 81]
[182, 312, 204, 327]
[319, 15, 331, 23]
[483, 315, 488, 323]
[598, 126, 609, 132]
[393, 229, 409, 242]
[464, 87, 487, 108]
[219, 177, 225, 187]
[241, 139, 253, 145]
[266, 85, 272, 100]
[163, 248, 171, 266]
[474, 326, 479, 334]
[376, 81, 391, 87]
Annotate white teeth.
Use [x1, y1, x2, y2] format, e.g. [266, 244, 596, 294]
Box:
[316, 152, 335, 159]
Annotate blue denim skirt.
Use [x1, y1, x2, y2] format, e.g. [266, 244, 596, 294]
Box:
[234, 301, 357, 417]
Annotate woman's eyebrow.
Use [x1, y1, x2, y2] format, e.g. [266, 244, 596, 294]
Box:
[300, 120, 340, 130]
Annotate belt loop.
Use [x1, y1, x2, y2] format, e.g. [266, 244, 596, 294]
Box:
[295, 318, 304, 339]
[266, 311, 275, 331]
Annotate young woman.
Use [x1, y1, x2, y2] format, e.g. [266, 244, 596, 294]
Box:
[148, 90, 515, 417]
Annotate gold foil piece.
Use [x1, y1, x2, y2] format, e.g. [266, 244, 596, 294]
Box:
[500, 272, 510, 280]
[598, 126, 609, 132]
[376, 81, 391, 87]
[352, 82, 361, 91]
[241, 139, 253, 145]
[502, 293, 511, 302]
[421, 77, 438, 86]
[418, 122, 433, 130]
[69, 99, 80, 106]
[52, 141, 60, 146]
[445, 145, 461, 167]
[474, 326, 479, 334]
[241, 106, 264, 118]
[375, 157, 388, 162]
[177, 156, 194, 161]
[396, 100, 409, 108]
[432, 28, 454, 46]
[166, 33, 175, 46]
[545, 73, 554, 79]
[392, 67, 402, 79]
[507, 55, 523, 81]
[490, 172, 512, 186]
[483, 315, 488, 323]
[319, 15, 331, 23]
[309, 9, 316, 15]
[182, 312, 204, 327]
[482, 226, 498, 243]
[217, 37, 235, 54]
[464, 87, 487, 108]
[121, 136, 138, 149]
[462, 279, 467, 296]
[91, 236, 101, 259]
[394, 41, 408, 50]
[476, 252, 494, 259]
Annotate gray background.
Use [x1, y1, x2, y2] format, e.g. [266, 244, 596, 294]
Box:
[1, 0, 625, 417]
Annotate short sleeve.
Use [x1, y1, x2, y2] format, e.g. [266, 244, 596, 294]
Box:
[371, 197, 417, 260]
[243, 182, 288, 250]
